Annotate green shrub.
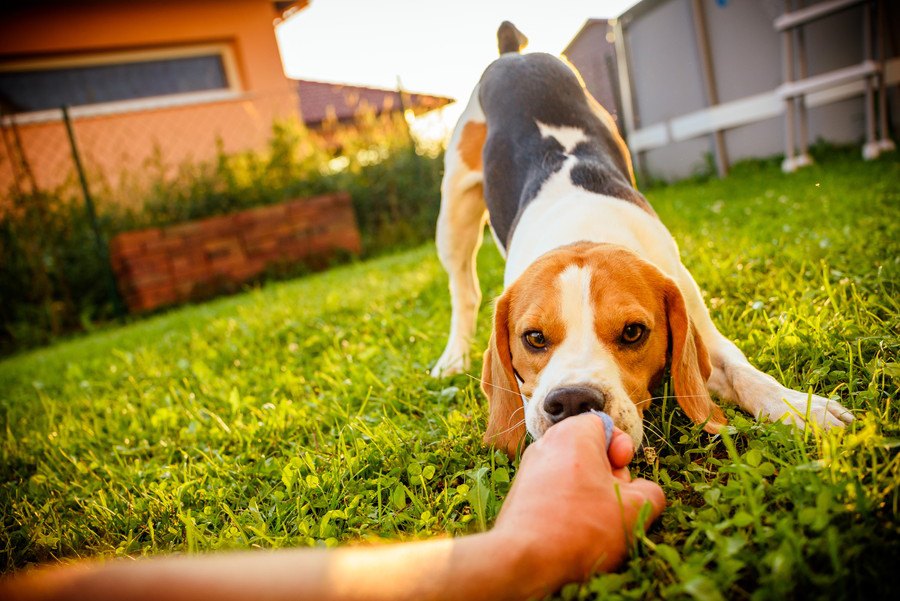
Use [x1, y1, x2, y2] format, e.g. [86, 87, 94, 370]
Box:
[0, 114, 444, 354]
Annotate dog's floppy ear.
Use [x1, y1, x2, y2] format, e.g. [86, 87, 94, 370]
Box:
[664, 280, 726, 433]
[481, 291, 526, 457]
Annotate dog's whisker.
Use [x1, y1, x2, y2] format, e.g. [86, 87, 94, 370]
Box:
[641, 393, 714, 402]
[641, 420, 666, 437]
[626, 382, 643, 400]
[466, 373, 527, 399]
[463, 374, 529, 436]
[638, 421, 679, 453]
[493, 416, 527, 438]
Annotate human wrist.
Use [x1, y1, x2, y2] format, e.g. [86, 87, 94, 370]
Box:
[484, 524, 568, 599]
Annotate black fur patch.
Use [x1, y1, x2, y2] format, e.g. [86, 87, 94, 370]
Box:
[477, 53, 654, 250]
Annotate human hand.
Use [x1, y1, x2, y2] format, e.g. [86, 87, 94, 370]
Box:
[492, 413, 665, 587]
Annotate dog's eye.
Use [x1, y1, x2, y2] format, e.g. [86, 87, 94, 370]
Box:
[523, 330, 547, 350]
[621, 323, 646, 344]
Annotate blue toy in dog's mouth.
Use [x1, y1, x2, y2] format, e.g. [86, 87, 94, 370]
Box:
[589, 410, 615, 451]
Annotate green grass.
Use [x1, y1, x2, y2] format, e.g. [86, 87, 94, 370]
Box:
[2, 147, 899, 599]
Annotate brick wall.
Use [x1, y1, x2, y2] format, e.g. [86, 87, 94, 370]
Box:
[110, 192, 361, 312]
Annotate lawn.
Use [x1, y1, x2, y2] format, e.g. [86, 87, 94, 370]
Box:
[1, 148, 898, 599]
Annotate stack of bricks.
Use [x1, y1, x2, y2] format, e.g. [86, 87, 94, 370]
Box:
[110, 192, 362, 313]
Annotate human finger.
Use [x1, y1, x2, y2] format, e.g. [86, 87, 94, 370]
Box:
[611, 466, 631, 483]
[608, 429, 634, 469]
[623, 478, 666, 525]
[541, 413, 613, 469]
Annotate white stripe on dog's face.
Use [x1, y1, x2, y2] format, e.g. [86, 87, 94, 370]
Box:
[522, 264, 643, 446]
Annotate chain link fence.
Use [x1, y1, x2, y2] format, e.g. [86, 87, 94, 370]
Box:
[2, 89, 298, 200]
[0, 89, 443, 353]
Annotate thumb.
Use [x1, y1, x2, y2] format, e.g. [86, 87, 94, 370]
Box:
[542, 413, 613, 470]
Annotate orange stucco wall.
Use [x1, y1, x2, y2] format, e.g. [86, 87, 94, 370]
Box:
[0, 0, 300, 200]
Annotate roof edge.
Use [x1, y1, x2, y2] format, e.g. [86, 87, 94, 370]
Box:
[562, 18, 611, 57]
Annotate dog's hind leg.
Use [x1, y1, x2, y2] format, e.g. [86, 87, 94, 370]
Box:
[432, 91, 488, 378]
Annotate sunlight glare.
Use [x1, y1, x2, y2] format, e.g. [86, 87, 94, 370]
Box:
[276, 1, 641, 145]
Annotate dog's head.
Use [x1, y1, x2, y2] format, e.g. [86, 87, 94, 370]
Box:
[482, 242, 726, 456]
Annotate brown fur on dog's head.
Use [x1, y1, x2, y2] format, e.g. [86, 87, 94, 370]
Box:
[481, 291, 528, 457]
[482, 243, 725, 456]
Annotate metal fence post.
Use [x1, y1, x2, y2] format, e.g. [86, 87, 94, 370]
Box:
[61, 105, 125, 316]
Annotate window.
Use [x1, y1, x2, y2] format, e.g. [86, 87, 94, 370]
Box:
[0, 45, 241, 115]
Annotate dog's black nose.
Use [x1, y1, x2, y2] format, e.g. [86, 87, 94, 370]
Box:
[543, 386, 606, 424]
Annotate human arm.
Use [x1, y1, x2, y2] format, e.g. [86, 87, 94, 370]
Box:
[1, 414, 665, 601]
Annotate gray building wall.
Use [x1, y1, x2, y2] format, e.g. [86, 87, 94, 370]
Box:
[563, 20, 623, 131]
[703, 0, 785, 164]
[615, 0, 895, 180]
[626, 0, 711, 179]
[706, 0, 865, 164]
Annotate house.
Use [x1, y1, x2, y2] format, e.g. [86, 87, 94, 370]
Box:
[564, 0, 900, 180]
[295, 79, 453, 128]
[0, 0, 308, 195]
[0, 0, 456, 200]
[562, 19, 624, 128]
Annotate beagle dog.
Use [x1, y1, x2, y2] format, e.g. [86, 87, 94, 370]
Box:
[431, 22, 853, 456]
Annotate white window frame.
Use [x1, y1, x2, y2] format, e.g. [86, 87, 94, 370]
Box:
[0, 43, 245, 125]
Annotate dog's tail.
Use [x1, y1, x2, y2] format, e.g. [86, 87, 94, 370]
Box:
[497, 21, 528, 55]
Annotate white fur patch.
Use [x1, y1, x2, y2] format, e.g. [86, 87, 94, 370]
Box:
[536, 121, 588, 154]
[505, 190, 680, 287]
[558, 265, 593, 346]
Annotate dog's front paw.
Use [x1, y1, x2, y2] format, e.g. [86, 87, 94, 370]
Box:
[759, 388, 854, 429]
[430, 348, 470, 378]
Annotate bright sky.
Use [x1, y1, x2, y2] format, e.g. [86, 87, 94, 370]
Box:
[276, 0, 640, 130]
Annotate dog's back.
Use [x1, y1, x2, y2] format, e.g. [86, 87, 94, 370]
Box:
[477, 24, 650, 248]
